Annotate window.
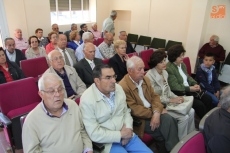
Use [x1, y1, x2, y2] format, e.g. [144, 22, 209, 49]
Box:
[50, 0, 93, 25]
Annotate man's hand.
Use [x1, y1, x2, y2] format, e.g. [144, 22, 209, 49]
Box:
[170, 97, 184, 104]
[215, 91, 220, 98]
[120, 124, 133, 139]
[150, 112, 160, 131]
[161, 109, 167, 114]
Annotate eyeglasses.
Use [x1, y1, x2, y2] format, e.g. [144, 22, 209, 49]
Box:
[41, 87, 65, 96]
[52, 56, 64, 61]
[100, 75, 117, 80]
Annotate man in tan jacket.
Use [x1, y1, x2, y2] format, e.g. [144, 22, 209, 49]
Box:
[119, 56, 179, 153]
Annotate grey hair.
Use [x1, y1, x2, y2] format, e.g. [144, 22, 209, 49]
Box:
[47, 50, 58, 60]
[126, 56, 142, 69]
[82, 32, 93, 42]
[4, 37, 14, 44]
[211, 35, 219, 42]
[110, 10, 117, 17]
[220, 85, 230, 110]
[71, 23, 77, 28]
[119, 31, 126, 34]
[38, 73, 64, 91]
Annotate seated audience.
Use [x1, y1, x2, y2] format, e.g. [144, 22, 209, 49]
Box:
[109, 40, 128, 82]
[166, 44, 213, 119]
[204, 85, 230, 153]
[75, 32, 103, 61]
[91, 23, 101, 39]
[4, 38, 26, 66]
[196, 52, 220, 106]
[44, 50, 86, 99]
[45, 31, 58, 54]
[119, 31, 136, 54]
[13, 28, 29, 50]
[80, 64, 153, 153]
[198, 35, 225, 70]
[74, 43, 102, 88]
[79, 24, 91, 38]
[22, 73, 92, 153]
[64, 23, 77, 42]
[67, 30, 83, 51]
[0, 47, 24, 84]
[56, 34, 77, 67]
[98, 32, 115, 59]
[35, 28, 49, 48]
[146, 50, 195, 140]
[52, 23, 63, 34]
[25, 36, 47, 59]
[119, 56, 179, 153]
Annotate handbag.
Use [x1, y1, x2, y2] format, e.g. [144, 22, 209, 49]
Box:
[193, 90, 205, 100]
[166, 96, 194, 115]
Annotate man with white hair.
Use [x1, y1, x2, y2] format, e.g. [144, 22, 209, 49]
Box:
[98, 32, 115, 59]
[91, 23, 101, 39]
[13, 28, 29, 50]
[204, 85, 230, 153]
[198, 35, 225, 70]
[102, 10, 117, 36]
[119, 56, 179, 153]
[22, 73, 92, 153]
[75, 32, 103, 61]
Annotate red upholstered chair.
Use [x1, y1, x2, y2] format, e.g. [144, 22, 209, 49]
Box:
[21, 49, 27, 55]
[97, 38, 104, 46]
[20, 57, 49, 81]
[139, 49, 154, 70]
[0, 77, 41, 151]
[102, 59, 110, 64]
[171, 131, 206, 153]
[127, 52, 138, 58]
[183, 57, 192, 76]
[93, 39, 98, 46]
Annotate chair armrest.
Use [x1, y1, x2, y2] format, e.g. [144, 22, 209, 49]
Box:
[133, 118, 142, 126]
[93, 142, 105, 151]
[0, 113, 12, 126]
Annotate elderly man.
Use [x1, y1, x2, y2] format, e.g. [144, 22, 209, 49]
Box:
[198, 35, 225, 70]
[119, 31, 136, 54]
[102, 10, 117, 36]
[91, 23, 101, 39]
[22, 73, 92, 153]
[75, 32, 103, 61]
[35, 28, 49, 47]
[56, 34, 77, 67]
[13, 29, 29, 50]
[204, 86, 230, 153]
[98, 33, 115, 59]
[44, 50, 86, 100]
[80, 64, 153, 153]
[52, 23, 63, 34]
[4, 38, 26, 66]
[119, 56, 179, 153]
[64, 23, 78, 42]
[74, 43, 103, 88]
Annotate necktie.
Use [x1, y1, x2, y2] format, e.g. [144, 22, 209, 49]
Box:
[62, 50, 71, 66]
[90, 62, 95, 70]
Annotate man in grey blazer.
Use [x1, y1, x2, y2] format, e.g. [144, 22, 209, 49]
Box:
[74, 43, 103, 88]
[57, 34, 77, 67]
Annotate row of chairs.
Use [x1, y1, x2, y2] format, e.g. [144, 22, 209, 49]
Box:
[127, 33, 182, 50]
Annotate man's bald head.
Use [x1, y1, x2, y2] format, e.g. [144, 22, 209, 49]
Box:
[104, 33, 114, 46]
[14, 29, 22, 39]
[83, 42, 96, 61]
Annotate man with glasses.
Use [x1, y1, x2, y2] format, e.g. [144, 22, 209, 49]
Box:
[98, 32, 115, 59]
[44, 50, 86, 100]
[79, 23, 92, 39]
[22, 73, 93, 153]
[51, 23, 63, 34]
[80, 64, 153, 153]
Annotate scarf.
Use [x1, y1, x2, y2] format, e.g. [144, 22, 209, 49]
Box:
[200, 63, 215, 84]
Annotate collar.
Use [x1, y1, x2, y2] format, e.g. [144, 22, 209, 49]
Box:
[6, 50, 16, 55]
[0, 62, 8, 69]
[41, 101, 68, 118]
[98, 89, 115, 99]
[15, 37, 23, 41]
[38, 37, 44, 40]
[129, 75, 143, 87]
[54, 68, 66, 77]
[85, 58, 94, 64]
[200, 63, 215, 72]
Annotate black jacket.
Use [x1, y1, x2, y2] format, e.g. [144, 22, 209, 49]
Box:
[5, 49, 26, 66]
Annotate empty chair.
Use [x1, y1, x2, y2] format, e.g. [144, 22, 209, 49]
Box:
[0, 77, 41, 151]
[218, 52, 230, 83]
[150, 38, 166, 49]
[127, 52, 138, 57]
[171, 131, 206, 153]
[136, 35, 151, 49]
[139, 49, 154, 70]
[183, 57, 192, 76]
[20, 57, 49, 81]
[165, 40, 182, 51]
[127, 33, 138, 45]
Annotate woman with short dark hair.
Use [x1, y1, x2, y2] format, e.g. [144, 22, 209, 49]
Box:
[166, 44, 213, 119]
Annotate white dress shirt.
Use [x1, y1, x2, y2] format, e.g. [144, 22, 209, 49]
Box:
[177, 64, 189, 86]
[6, 50, 16, 62]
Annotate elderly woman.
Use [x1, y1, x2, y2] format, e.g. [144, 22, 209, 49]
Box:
[45, 31, 58, 54]
[166, 44, 213, 119]
[67, 30, 83, 51]
[25, 36, 48, 60]
[146, 50, 195, 140]
[108, 40, 128, 82]
[0, 47, 24, 84]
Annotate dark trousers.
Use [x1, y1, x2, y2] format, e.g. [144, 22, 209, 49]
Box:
[144, 114, 179, 152]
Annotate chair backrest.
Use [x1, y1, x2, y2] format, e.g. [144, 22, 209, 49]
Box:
[21, 49, 27, 55]
[171, 131, 206, 153]
[20, 57, 49, 79]
[93, 39, 98, 46]
[137, 35, 151, 46]
[0, 77, 41, 118]
[102, 59, 110, 64]
[97, 38, 104, 46]
[127, 33, 138, 44]
[127, 52, 138, 58]
[165, 40, 182, 51]
[183, 57, 191, 76]
[150, 38, 166, 49]
[139, 49, 154, 70]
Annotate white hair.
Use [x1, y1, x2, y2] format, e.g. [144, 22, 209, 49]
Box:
[82, 32, 93, 42]
[38, 73, 64, 91]
[47, 50, 60, 60]
[110, 10, 117, 17]
[92, 23, 97, 27]
[126, 56, 143, 69]
[211, 35, 219, 42]
[220, 85, 230, 110]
